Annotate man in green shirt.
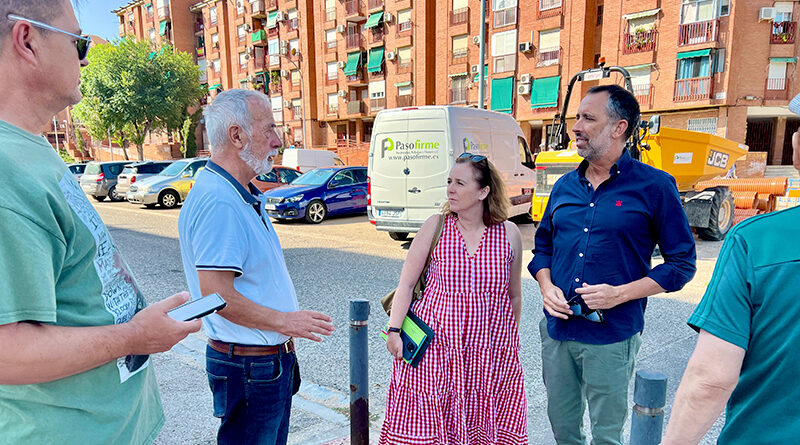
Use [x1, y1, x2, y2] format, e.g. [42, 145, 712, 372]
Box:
[0, 2, 201, 443]
[663, 94, 800, 444]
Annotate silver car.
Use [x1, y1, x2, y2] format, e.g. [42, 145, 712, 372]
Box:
[80, 161, 132, 202]
[67, 163, 87, 181]
[126, 158, 208, 208]
[117, 161, 173, 195]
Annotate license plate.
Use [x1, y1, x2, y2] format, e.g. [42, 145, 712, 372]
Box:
[265, 204, 276, 210]
[378, 208, 403, 218]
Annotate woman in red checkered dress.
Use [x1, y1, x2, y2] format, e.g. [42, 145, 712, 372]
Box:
[380, 154, 528, 445]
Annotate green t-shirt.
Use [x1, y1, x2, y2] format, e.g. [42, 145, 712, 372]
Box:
[0, 120, 164, 444]
[688, 205, 800, 444]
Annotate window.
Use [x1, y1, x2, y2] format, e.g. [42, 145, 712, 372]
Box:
[450, 75, 468, 103]
[289, 38, 299, 55]
[328, 93, 339, 113]
[492, 0, 517, 28]
[712, 48, 726, 74]
[680, 0, 714, 24]
[326, 28, 337, 48]
[398, 9, 412, 31]
[398, 46, 412, 64]
[398, 85, 412, 96]
[628, 14, 657, 34]
[332, 170, 356, 187]
[212, 59, 220, 73]
[518, 136, 534, 169]
[452, 34, 468, 59]
[238, 24, 246, 40]
[687, 117, 717, 134]
[677, 56, 710, 79]
[268, 38, 279, 55]
[537, 28, 560, 66]
[271, 95, 283, 123]
[146, 4, 153, 14]
[767, 61, 788, 92]
[369, 80, 386, 99]
[719, 0, 730, 16]
[492, 29, 517, 72]
[211, 32, 219, 48]
[291, 70, 300, 85]
[597, 4, 603, 25]
[209, 6, 217, 24]
[775, 2, 793, 22]
[237, 0, 245, 14]
[327, 61, 338, 80]
[149, 28, 156, 41]
[239, 52, 247, 69]
[258, 170, 278, 182]
[287, 8, 298, 30]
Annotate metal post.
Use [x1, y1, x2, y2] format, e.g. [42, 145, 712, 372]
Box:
[477, 0, 487, 109]
[284, 51, 307, 148]
[53, 117, 59, 151]
[349, 299, 370, 445]
[630, 370, 668, 445]
[107, 128, 114, 161]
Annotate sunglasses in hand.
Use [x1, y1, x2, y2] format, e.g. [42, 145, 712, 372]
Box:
[566, 295, 604, 323]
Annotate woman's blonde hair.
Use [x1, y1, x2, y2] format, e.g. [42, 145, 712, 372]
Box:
[442, 155, 509, 226]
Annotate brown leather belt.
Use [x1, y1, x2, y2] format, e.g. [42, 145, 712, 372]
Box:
[208, 338, 294, 356]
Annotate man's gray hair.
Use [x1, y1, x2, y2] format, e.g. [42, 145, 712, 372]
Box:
[204, 89, 272, 154]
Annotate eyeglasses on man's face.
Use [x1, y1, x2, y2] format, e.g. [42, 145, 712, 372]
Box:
[6, 14, 91, 60]
[458, 152, 487, 163]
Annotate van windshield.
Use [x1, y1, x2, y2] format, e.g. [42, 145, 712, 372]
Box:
[291, 169, 335, 186]
[159, 160, 190, 177]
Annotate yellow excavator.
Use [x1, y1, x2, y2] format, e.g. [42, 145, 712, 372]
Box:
[532, 64, 748, 241]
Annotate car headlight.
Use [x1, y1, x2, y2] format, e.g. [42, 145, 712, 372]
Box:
[283, 194, 303, 203]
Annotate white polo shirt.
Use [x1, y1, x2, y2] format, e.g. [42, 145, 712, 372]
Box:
[178, 161, 299, 346]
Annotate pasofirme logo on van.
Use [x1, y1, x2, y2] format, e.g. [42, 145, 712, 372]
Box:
[462, 137, 488, 153]
[380, 137, 441, 159]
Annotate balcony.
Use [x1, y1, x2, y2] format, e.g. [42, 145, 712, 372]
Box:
[370, 97, 386, 112]
[450, 86, 467, 103]
[194, 20, 204, 34]
[678, 19, 719, 46]
[345, 0, 366, 21]
[633, 84, 653, 108]
[765, 78, 790, 100]
[538, 0, 562, 19]
[674, 77, 712, 102]
[287, 18, 299, 31]
[269, 82, 282, 94]
[494, 7, 517, 28]
[325, 7, 336, 22]
[623, 29, 658, 55]
[346, 33, 363, 49]
[397, 20, 412, 35]
[367, 0, 383, 10]
[771, 21, 797, 44]
[537, 47, 560, 66]
[347, 69, 366, 84]
[251, 0, 267, 17]
[397, 95, 413, 107]
[396, 60, 412, 74]
[251, 29, 267, 44]
[347, 100, 365, 115]
[451, 7, 468, 25]
[451, 48, 468, 65]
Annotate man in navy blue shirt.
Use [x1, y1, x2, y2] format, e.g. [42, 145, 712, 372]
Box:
[530, 85, 696, 445]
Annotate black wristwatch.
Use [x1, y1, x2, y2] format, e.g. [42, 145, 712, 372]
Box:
[387, 327, 401, 334]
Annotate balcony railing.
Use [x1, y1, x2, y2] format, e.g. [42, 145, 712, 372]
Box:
[325, 7, 336, 22]
[451, 48, 468, 64]
[451, 7, 468, 25]
[370, 97, 386, 112]
[396, 60, 412, 74]
[345, 0, 364, 17]
[287, 18, 299, 31]
[537, 47, 560, 66]
[397, 21, 412, 34]
[326, 40, 338, 52]
[623, 29, 658, 54]
[347, 70, 365, 83]
[450, 86, 467, 103]
[347, 100, 365, 115]
[346, 33, 363, 49]
[678, 19, 719, 46]
[765, 78, 790, 100]
[493, 7, 517, 28]
[292, 105, 302, 120]
[538, 0, 562, 18]
[328, 104, 339, 115]
[674, 77, 712, 102]
[397, 95, 413, 107]
[771, 21, 797, 44]
[371, 27, 385, 43]
[194, 21, 204, 33]
[326, 73, 338, 85]
[367, 0, 383, 9]
[269, 82, 282, 94]
[633, 84, 653, 108]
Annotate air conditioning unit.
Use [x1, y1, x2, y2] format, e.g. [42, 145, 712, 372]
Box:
[759, 7, 776, 21]
[281, 69, 288, 77]
[275, 11, 285, 21]
[471, 64, 480, 74]
[338, 89, 347, 97]
[517, 83, 531, 95]
[384, 12, 393, 22]
[385, 51, 396, 61]
[520, 73, 531, 84]
[519, 42, 532, 53]
[337, 60, 346, 68]
[472, 35, 480, 45]
[283, 100, 292, 108]
[336, 24, 346, 33]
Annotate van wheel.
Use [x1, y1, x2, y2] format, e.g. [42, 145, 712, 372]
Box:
[389, 232, 409, 241]
[696, 187, 734, 241]
[93, 196, 106, 202]
[305, 200, 327, 224]
[108, 186, 124, 202]
[159, 191, 180, 209]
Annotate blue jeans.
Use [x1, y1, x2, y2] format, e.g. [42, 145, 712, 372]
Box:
[206, 345, 301, 445]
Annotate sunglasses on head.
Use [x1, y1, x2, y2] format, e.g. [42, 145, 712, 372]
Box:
[566, 295, 604, 323]
[7, 14, 92, 60]
[458, 152, 487, 163]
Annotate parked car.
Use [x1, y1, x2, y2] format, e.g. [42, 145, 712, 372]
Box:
[126, 158, 208, 208]
[263, 166, 368, 223]
[281, 148, 344, 172]
[116, 161, 173, 195]
[80, 161, 133, 202]
[67, 163, 87, 181]
[252, 166, 303, 192]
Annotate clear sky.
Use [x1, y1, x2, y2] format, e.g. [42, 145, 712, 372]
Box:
[73, 1, 129, 42]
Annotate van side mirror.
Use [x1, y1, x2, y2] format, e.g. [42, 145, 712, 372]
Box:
[648, 115, 661, 135]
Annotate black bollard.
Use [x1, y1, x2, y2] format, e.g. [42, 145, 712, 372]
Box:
[349, 299, 370, 445]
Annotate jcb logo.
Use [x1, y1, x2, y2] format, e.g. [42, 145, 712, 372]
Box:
[706, 150, 729, 169]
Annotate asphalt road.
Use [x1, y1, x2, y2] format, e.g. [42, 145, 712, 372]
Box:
[91, 199, 725, 444]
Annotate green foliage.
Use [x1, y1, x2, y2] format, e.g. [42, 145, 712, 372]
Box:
[59, 149, 75, 163]
[180, 108, 203, 158]
[73, 38, 205, 160]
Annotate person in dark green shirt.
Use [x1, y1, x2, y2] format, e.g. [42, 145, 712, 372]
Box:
[663, 94, 800, 444]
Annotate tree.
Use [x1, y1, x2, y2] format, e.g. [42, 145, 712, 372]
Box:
[73, 38, 205, 160]
[181, 108, 203, 158]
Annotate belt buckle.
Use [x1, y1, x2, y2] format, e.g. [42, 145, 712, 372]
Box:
[282, 339, 292, 353]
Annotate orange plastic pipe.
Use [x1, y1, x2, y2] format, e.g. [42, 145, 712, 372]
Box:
[733, 208, 759, 225]
[756, 193, 777, 212]
[732, 191, 758, 209]
[696, 177, 789, 195]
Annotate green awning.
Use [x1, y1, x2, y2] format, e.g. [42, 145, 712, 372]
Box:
[770, 57, 797, 63]
[266, 11, 278, 28]
[251, 29, 266, 42]
[473, 64, 488, 82]
[490, 76, 514, 114]
[158, 20, 168, 35]
[395, 81, 412, 87]
[239, 78, 248, 84]
[677, 49, 711, 60]
[208, 83, 221, 91]
[343, 52, 361, 76]
[367, 47, 385, 73]
[531, 76, 560, 109]
[448, 72, 467, 78]
[255, 70, 267, 76]
[365, 11, 384, 29]
[144, 2, 152, 6]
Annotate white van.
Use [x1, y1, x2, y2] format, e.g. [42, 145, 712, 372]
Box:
[281, 148, 344, 172]
[368, 106, 535, 240]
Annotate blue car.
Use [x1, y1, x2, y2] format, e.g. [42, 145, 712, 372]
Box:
[263, 166, 368, 223]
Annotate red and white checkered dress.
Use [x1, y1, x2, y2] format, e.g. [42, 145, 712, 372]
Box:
[379, 215, 528, 445]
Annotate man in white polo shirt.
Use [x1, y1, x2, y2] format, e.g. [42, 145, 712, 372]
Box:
[178, 89, 335, 445]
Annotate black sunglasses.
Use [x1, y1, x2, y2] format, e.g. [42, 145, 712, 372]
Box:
[458, 152, 487, 163]
[566, 295, 604, 323]
[7, 14, 92, 60]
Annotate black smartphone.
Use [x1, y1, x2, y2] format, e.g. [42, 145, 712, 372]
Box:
[168, 293, 227, 322]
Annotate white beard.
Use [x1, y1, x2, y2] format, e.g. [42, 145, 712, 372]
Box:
[240, 143, 277, 175]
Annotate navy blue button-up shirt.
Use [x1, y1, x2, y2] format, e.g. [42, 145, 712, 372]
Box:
[530, 149, 696, 344]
